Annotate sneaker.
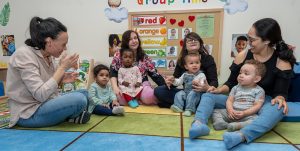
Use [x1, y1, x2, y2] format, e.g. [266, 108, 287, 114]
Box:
[128, 100, 138, 108]
[68, 110, 91, 124]
[170, 105, 183, 113]
[112, 106, 125, 115]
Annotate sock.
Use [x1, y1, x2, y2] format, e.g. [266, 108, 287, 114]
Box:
[189, 120, 210, 139]
[227, 123, 241, 131]
[170, 105, 183, 113]
[227, 121, 251, 132]
[112, 106, 125, 115]
[213, 121, 228, 130]
[223, 131, 244, 149]
[68, 110, 91, 124]
[183, 110, 192, 116]
[133, 99, 139, 107]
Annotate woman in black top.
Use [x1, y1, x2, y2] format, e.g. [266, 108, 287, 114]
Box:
[154, 32, 218, 108]
[189, 18, 296, 149]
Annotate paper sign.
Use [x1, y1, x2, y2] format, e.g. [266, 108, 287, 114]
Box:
[132, 16, 166, 26]
[140, 37, 167, 47]
[134, 27, 167, 36]
[144, 48, 166, 57]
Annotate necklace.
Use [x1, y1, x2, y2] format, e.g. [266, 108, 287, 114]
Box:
[253, 47, 274, 63]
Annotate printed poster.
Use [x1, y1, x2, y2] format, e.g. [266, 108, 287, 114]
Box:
[196, 14, 215, 38]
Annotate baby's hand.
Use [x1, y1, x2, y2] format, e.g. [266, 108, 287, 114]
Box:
[135, 82, 141, 88]
[233, 111, 245, 120]
[112, 100, 120, 107]
[102, 104, 110, 109]
[122, 81, 130, 87]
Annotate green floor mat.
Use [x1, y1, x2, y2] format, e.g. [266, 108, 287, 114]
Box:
[90, 113, 180, 137]
[273, 122, 300, 144]
[14, 115, 106, 132]
[182, 117, 288, 144]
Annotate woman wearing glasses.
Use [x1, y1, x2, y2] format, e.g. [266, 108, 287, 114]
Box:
[154, 32, 218, 108]
[189, 18, 296, 149]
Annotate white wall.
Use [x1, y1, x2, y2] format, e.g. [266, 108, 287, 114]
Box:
[1, 0, 299, 84]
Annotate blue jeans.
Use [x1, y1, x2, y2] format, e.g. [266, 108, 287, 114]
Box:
[194, 93, 284, 143]
[17, 90, 88, 128]
[154, 85, 181, 108]
[174, 90, 203, 112]
[93, 103, 114, 116]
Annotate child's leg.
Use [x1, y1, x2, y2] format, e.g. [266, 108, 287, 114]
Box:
[135, 91, 142, 100]
[170, 90, 185, 112]
[123, 93, 138, 108]
[123, 93, 133, 102]
[212, 109, 229, 130]
[185, 91, 203, 113]
[93, 104, 114, 116]
[227, 116, 256, 131]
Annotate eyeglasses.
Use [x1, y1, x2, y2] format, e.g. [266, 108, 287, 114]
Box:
[186, 39, 199, 44]
[246, 34, 259, 43]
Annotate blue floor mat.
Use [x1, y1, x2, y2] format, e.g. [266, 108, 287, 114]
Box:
[65, 133, 181, 151]
[184, 138, 298, 151]
[0, 129, 81, 151]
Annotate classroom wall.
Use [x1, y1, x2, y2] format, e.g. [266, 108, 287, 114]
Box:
[1, 0, 299, 84]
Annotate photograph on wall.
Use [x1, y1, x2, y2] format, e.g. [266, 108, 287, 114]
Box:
[1, 35, 16, 56]
[152, 59, 166, 68]
[166, 46, 177, 57]
[167, 59, 176, 70]
[108, 34, 122, 57]
[144, 48, 166, 57]
[182, 28, 192, 39]
[231, 34, 249, 58]
[204, 44, 213, 55]
[168, 28, 178, 40]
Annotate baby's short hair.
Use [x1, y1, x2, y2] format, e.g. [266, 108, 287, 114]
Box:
[93, 64, 109, 77]
[184, 52, 201, 65]
[244, 59, 266, 77]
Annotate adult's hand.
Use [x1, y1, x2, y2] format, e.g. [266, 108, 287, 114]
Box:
[122, 81, 130, 87]
[113, 86, 122, 97]
[164, 76, 174, 89]
[59, 53, 79, 70]
[206, 86, 222, 94]
[271, 96, 289, 115]
[192, 79, 209, 92]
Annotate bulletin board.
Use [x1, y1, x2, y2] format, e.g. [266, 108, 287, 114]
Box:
[128, 9, 223, 75]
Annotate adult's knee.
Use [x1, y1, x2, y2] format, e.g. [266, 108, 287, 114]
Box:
[70, 92, 88, 109]
[154, 85, 165, 97]
[201, 93, 215, 102]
